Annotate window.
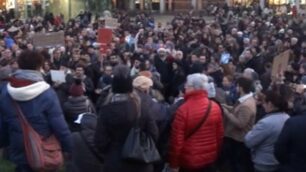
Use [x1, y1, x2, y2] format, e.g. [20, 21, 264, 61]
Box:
[268, 0, 289, 5]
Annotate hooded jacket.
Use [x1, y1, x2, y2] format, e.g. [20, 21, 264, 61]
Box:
[0, 75, 72, 166]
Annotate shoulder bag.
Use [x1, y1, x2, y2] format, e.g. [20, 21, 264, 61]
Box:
[121, 97, 161, 163]
[13, 101, 63, 171]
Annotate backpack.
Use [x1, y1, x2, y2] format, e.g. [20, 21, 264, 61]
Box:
[13, 101, 63, 171]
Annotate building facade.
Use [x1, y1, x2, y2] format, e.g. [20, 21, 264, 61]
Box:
[2, 0, 306, 19]
[123, 0, 222, 12]
[3, 0, 110, 19]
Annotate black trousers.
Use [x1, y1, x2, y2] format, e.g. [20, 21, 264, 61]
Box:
[15, 165, 34, 172]
[15, 165, 58, 172]
[179, 164, 215, 172]
[218, 137, 254, 172]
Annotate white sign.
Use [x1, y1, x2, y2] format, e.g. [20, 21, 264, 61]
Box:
[50, 70, 66, 83]
[105, 18, 119, 29]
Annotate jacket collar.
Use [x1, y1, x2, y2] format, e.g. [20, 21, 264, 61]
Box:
[184, 90, 208, 100]
[238, 92, 253, 103]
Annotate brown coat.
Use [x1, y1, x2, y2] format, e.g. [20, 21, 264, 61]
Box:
[224, 96, 256, 142]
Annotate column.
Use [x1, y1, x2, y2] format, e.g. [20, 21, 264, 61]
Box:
[197, 0, 202, 10]
[160, 0, 165, 13]
[129, 0, 135, 10]
[260, 0, 265, 9]
[168, 0, 173, 11]
[191, 0, 196, 9]
[140, 0, 144, 10]
[68, 0, 71, 19]
[112, 0, 117, 9]
[296, 0, 300, 14]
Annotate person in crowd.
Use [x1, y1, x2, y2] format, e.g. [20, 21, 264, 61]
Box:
[0, 65, 11, 89]
[168, 73, 224, 172]
[73, 64, 95, 100]
[168, 60, 186, 102]
[221, 77, 257, 172]
[222, 74, 238, 105]
[2, 4, 306, 172]
[274, 87, 306, 172]
[68, 113, 103, 172]
[0, 49, 13, 66]
[63, 79, 95, 131]
[132, 75, 170, 168]
[245, 88, 290, 172]
[95, 65, 158, 172]
[0, 50, 72, 172]
[51, 48, 65, 70]
[96, 64, 113, 92]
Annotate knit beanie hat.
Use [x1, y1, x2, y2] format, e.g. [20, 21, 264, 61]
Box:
[69, 83, 84, 97]
[133, 76, 153, 90]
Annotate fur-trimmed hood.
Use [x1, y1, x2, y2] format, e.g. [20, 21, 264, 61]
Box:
[7, 81, 50, 101]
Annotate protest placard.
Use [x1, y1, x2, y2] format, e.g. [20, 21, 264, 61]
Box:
[98, 28, 112, 54]
[271, 50, 291, 77]
[32, 31, 65, 48]
[105, 18, 119, 29]
[50, 70, 66, 83]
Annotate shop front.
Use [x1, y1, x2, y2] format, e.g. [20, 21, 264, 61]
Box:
[4, 0, 45, 18]
[120, 0, 210, 12]
[4, 0, 95, 20]
[267, 0, 306, 14]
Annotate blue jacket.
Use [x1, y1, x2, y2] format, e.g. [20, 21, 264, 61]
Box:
[245, 112, 289, 172]
[0, 81, 72, 165]
[0, 81, 8, 148]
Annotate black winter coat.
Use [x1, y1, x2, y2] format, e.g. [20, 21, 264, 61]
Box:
[275, 113, 306, 172]
[68, 114, 103, 172]
[63, 96, 95, 119]
[63, 96, 95, 131]
[95, 94, 159, 172]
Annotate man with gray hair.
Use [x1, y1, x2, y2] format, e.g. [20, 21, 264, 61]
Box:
[168, 73, 224, 172]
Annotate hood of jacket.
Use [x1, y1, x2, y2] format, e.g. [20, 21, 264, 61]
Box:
[7, 81, 50, 101]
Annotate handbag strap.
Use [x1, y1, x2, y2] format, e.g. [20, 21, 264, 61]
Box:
[186, 100, 212, 139]
[12, 100, 30, 128]
[130, 93, 141, 126]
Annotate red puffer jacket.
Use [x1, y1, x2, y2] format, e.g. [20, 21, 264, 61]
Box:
[169, 90, 224, 169]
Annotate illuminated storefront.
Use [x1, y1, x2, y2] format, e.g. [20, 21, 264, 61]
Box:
[4, 0, 94, 20]
[231, 0, 253, 6]
[111, 0, 225, 12]
[267, 0, 303, 6]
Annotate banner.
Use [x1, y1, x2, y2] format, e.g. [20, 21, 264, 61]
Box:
[98, 28, 112, 54]
[105, 18, 119, 29]
[32, 31, 65, 48]
[271, 50, 291, 77]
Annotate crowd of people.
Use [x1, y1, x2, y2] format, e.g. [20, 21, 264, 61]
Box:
[1, 3, 306, 172]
